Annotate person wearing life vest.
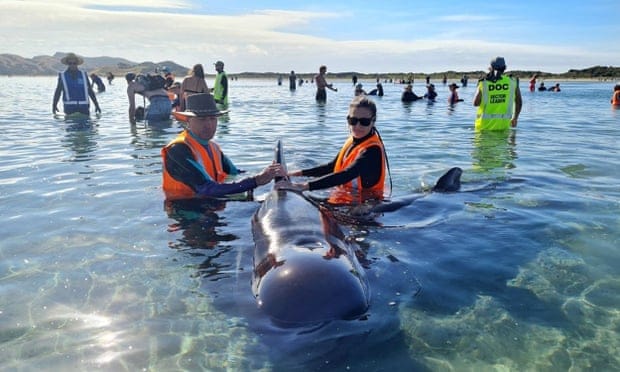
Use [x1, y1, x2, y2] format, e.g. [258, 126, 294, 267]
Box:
[612, 84, 620, 106]
[52, 53, 101, 115]
[473, 56, 522, 131]
[280, 96, 389, 204]
[212, 60, 229, 105]
[161, 93, 282, 200]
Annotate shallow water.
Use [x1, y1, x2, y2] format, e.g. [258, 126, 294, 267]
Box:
[1, 76, 619, 371]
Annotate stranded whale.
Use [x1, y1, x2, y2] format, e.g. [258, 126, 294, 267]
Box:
[251, 140, 370, 325]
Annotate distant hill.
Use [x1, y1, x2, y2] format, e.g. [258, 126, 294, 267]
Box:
[0, 52, 190, 78]
[0, 52, 618, 81]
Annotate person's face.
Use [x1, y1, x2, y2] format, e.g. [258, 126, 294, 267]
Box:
[347, 106, 374, 139]
[67, 61, 79, 70]
[188, 116, 218, 140]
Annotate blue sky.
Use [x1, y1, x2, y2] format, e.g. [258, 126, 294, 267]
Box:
[2, 0, 618, 73]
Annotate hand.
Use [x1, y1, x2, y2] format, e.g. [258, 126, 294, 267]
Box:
[275, 180, 306, 192]
[255, 163, 283, 186]
[95, 106, 101, 114]
[511, 118, 518, 127]
[53, 105, 58, 114]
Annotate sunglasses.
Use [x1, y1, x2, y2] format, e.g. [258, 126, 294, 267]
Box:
[347, 116, 375, 127]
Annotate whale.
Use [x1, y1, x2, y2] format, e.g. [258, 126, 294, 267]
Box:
[251, 140, 370, 326]
[336, 166, 463, 219]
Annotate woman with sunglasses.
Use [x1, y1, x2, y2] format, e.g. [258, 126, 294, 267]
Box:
[282, 96, 388, 204]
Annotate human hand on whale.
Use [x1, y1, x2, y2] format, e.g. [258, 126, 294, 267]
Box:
[254, 162, 286, 186]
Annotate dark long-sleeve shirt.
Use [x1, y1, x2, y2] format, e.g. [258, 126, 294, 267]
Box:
[301, 132, 383, 191]
[164, 142, 257, 198]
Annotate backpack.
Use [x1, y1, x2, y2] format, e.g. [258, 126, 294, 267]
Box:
[136, 74, 166, 91]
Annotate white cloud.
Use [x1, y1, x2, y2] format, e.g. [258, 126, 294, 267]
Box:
[1, 1, 617, 73]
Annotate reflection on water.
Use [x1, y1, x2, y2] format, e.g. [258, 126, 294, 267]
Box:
[61, 119, 99, 162]
[471, 129, 517, 174]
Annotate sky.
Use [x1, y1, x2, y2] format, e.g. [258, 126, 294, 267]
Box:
[2, 0, 619, 74]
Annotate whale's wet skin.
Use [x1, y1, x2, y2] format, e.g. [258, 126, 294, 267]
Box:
[251, 141, 370, 326]
[252, 187, 370, 325]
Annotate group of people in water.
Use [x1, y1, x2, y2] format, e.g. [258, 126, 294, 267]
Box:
[528, 74, 563, 92]
[51, 52, 618, 206]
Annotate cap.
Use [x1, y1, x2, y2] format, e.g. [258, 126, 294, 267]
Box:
[490, 56, 506, 70]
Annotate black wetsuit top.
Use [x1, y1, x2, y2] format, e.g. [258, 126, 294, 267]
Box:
[301, 130, 383, 191]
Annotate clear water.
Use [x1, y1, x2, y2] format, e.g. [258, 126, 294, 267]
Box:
[1, 77, 619, 371]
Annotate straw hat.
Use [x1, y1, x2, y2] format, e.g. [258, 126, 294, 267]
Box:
[61, 53, 84, 65]
[179, 93, 228, 117]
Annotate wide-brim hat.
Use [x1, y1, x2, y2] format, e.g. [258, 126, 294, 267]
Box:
[61, 53, 84, 65]
[449, 83, 459, 89]
[179, 93, 228, 117]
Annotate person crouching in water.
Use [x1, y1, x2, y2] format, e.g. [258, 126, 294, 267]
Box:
[161, 93, 283, 200]
[126, 73, 171, 124]
[278, 96, 388, 205]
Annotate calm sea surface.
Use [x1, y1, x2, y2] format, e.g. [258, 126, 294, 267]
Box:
[1, 76, 618, 371]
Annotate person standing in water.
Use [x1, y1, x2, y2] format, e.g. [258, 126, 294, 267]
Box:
[315, 65, 338, 102]
[212, 60, 229, 105]
[289, 70, 297, 90]
[473, 56, 522, 131]
[52, 52, 101, 116]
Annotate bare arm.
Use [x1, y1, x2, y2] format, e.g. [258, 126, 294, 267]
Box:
[512, 87, 522, 127]
[87, 77, 101, 113]
[473, 83, 482, 106]
[52, 75, 62, 113]
[127, 83, 137, 124]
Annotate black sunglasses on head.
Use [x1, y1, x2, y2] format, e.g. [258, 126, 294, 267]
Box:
[347, 116, 375, 127]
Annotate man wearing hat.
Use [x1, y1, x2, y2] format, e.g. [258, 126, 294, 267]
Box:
[473, 56, 522, 131]
[52, 52, 101, 115]
[161, 93, 282, 200]
[212, 61, 229, 105]
[448, 83, 463, 105]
